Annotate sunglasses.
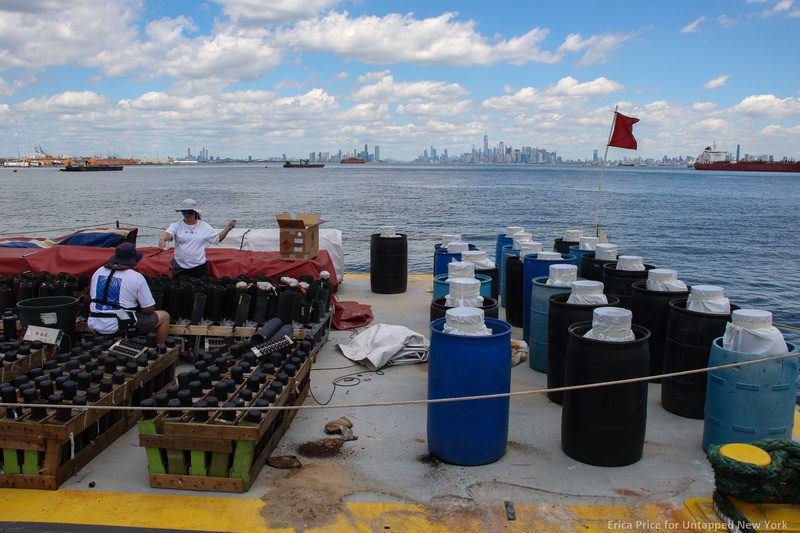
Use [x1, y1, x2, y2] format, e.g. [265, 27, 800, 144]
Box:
[181, 210, 195, 215]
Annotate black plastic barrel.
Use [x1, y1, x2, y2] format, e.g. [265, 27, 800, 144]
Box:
[602, 262, 655, 309]
[370, 233, 407, 294]
[475, 265, 499, 300]
[561, 322, 650, 466]
[661, 298, 737, 419]
[504, 256, 524, 327]
[546, 293, 620, 404]
[552, 238, 579, 255]
[579, 253, 616, 282]
[16, 296, 80, 354]
[429, 297, 498, 322]
[630, 281, 690, 381]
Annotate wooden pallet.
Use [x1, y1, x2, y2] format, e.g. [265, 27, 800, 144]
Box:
[1, 345, 58, 385]
[138, 350, 312, 493]
[0, 346, 179, 490]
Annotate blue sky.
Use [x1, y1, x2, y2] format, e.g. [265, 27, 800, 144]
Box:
[1, 0, 799, 162]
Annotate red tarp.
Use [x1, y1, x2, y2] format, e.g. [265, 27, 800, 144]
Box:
[0, 246, 338, 292]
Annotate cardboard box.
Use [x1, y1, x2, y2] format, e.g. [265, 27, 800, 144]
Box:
[276, 213, 324, 261]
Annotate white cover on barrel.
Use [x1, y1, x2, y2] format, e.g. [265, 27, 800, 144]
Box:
[564, 230, 582, 242]
[686, 285, 730, 314]
[442, 234, 461, 247]
[447, 261, 475, 279]
[584, 307, 635, 342]
[546, 264, 578, 287]
[722, 309, 787, 355]
[443, 307, 491, 336]
[567, 280, 608, 304]
[595, 243, 618, 261]
[579, 236, 600, 250]
[512, 232, 533, 249]
[537, 251, 562, 261]
[519, 242, 543, 256]
[445, 277, 483, 308]
[447, 242, 469, 253]
[380, 226, 400, 238]
[505, 226, 524, 237]
[461, 249, 495, 269]
[616, 255, 645, 271]
[645, 268, 687, 292]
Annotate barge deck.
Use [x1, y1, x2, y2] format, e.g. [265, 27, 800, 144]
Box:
[1, 274, 798, 532]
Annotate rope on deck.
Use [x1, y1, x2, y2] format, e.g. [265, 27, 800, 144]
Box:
[2, 350, 795, 414]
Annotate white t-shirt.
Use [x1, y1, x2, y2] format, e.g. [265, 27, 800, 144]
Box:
[166, 220, 220, 269]
[88, 267, 156, 334]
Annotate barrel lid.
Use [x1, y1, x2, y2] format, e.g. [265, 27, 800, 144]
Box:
[448, 242, 469, 253]
[719, 443, 772, 466]
[731, 309, 773, 328]
[505, 226, 524, 236]
[564, 230, 582, 241]
[441, 234, 461, 246]
[648, 268, 678, 282]
[690, 285, 725, 298]
[519, 242, 543, 255]
[571, 280, 603, 294]
[537, 251, 561, 261]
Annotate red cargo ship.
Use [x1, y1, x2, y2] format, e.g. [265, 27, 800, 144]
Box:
[694, 145, 800, 172]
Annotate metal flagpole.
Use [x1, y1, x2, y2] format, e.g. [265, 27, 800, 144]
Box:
[594, 105, 618, 237]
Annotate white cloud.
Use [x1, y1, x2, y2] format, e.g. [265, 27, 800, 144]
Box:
[703, 75, 730, 90]
[350, 75, 470, 104]
[17, 91, 113, 113]
[217, 0, 342, 26]
[281, 11, 628, 67]
[717, 15, 738, 28]
[556, 32, 636, 66]
[731, 94, 800, 118]
[753, 0, 796, 17]
[680, 17, 705, 33]
[482, 77, 624, 112]
[396, 100, 474, 117]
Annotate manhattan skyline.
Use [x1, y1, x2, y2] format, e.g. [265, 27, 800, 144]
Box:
[1, 1, 799, 162]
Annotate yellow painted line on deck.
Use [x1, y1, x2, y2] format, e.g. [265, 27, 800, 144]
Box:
[794, 405, 799, 440]
[0, 490, 722, 533]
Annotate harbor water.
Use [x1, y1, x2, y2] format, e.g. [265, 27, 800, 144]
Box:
[1, 162, 798, 347]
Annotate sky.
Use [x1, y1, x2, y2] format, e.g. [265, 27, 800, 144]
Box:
[1, 0, 799, 162]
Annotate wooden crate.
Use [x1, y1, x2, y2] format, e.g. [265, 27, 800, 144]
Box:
[138, 351, 312, 493]
[1, 345, 58, 385]
[0, 346, 178, 490]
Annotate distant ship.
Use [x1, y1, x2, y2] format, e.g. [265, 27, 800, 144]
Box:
[693, 145, 800, 172]
[60, 162, 123, 172]
[283, 159, 324, 168]
[341, 157, 365, 164]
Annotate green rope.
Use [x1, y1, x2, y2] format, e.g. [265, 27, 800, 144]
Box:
[706, 438, 800, 532]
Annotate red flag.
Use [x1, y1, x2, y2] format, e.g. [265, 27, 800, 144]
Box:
[608, 112, 639, 150]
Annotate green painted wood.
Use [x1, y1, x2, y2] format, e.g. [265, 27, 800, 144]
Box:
[208, 452, 230, 478]
[166, 448, 186, 475]
[229, 440, 255, 490]
[137, 420, 166, 475]
[2, 448, 21, 474]
[189, 450, 207, 477]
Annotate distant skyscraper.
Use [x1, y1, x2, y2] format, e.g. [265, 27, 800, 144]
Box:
[593, 149, 598, 163]
[364, 144, 369, 159]
[375, 146, 380, 161]
[484, 135, 488, 162]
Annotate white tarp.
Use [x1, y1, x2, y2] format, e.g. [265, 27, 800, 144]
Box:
[337, 323, 430, 370]
[209, 228, 344, 282]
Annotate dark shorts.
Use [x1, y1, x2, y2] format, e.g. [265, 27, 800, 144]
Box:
[136, 311, 159, 335]
[173, 262, 208, 279]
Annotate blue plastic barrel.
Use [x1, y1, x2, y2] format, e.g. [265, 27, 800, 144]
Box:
[432, 273, 493, 299]
[528, 276, 576, 372]
[428, 317, 512, 465]
[499, 245, 520, 307]
[568, 245, 595, 272]
[522, 254, 576, 346]
[495, 233, 515, 269]
[702, 338, 798, 451]
[433, 248, 463, 276]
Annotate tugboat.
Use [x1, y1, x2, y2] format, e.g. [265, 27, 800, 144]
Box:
[60, 161, 123, 172]
[283, 159, 325, 168]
